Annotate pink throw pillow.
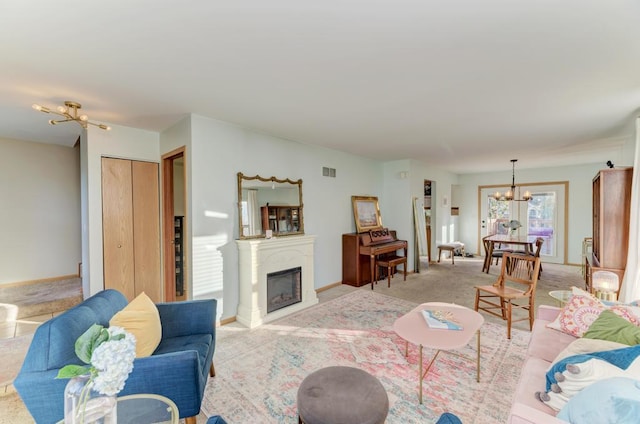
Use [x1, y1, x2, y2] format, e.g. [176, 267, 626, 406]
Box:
[547, 295, 605, 337]
[610, 305, 640, 326]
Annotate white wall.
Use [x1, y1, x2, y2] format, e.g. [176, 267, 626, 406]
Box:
[0, 138, 80, 284]
[182, 114, 384, 318]
[81, 124, 160, 297]
[382, 161, 411, 229]
[381, 160, 417, 267]
[374, 160, 460, 269]
[456, 156, 635, 265]
[405, 160, 459, 261]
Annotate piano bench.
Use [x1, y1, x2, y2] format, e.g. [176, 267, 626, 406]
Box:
[437, 243, 465, 265]
[376, 255, 407, 288]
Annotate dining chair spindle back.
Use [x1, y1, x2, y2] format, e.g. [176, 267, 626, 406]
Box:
[474, 252, 541, 339]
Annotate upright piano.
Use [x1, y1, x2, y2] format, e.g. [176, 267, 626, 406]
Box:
[342, 229, 408, 287]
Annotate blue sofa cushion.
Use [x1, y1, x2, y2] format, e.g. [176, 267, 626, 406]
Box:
[47, 306, 101, 369]
[155, 333, 213, 376]
[79, 289, 129, 325]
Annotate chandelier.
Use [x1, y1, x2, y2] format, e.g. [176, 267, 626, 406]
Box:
[32, 101, 111, 130]
[492, 159, 531, 202]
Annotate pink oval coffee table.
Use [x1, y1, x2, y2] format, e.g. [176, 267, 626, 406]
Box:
[393, 302, 484, 404]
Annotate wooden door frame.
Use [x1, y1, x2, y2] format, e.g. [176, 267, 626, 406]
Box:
[162, 147, 186, 302]
[477, 181, 569, 264]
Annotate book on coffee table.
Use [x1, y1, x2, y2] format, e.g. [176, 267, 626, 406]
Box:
[421, 309, 463, 330]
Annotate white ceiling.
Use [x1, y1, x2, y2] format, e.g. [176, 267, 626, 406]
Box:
[1, 1, 639, 174]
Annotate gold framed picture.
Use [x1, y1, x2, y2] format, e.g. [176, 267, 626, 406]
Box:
[351, 195, 383, 233]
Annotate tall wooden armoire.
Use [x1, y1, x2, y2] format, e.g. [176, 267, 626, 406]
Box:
[585, 167, 633, 298]
[102, 157, 161, 302]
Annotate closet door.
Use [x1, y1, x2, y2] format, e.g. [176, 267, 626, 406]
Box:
[102, 158, 161, 302]
[102, 158, 135, 300]
[132, 161, 161, 302]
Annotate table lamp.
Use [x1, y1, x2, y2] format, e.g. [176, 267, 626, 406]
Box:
[592, 270, 619, 301]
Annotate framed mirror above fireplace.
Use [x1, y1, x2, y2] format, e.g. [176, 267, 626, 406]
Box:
[237, 172, 304, 239]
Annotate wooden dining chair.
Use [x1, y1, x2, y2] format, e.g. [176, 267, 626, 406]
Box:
[532, 237, 544, 276]
[513, 237, 544, 277]
[481, 236, 491, 272]
[474, 252, 541, 339]
[481, 235, 512, 273]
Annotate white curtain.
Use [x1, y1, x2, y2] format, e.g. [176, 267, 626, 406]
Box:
[247, 189, 262, 235]
[620, 117, 640, 302]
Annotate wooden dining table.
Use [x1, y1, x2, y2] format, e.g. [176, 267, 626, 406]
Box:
[483, 234, 536, 274]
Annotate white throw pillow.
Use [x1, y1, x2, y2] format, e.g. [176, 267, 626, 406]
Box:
[552, 338, 627, 364]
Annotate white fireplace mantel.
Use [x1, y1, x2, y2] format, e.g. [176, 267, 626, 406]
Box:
[236, 235, 318, 328]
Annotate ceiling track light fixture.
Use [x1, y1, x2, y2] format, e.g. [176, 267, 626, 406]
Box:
[32, 101, 111, 130]
[492, 159, 531, 202]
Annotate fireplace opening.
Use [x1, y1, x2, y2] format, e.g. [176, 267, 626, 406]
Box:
[267, 266, 302, 314]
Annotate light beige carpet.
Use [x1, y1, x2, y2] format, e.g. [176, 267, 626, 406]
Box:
[0, 335, 32, 387]
[0, 278, 82, 321]
[0, 390, 32, 424]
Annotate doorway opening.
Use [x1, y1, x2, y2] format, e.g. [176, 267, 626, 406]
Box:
[162, 147, 187, 302]
[424, 180, 432, 263]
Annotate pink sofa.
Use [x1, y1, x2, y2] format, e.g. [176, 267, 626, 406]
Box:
[508, 305, 576, 424]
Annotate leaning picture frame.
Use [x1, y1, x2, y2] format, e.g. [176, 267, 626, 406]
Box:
[351, 195, 383, 233]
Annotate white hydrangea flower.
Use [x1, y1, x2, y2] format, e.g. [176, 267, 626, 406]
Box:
[90, 326, 136, 396]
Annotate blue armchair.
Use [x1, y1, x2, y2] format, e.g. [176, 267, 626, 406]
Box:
[14, 289, 217, 424]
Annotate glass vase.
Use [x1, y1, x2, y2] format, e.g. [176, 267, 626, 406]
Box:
[64, 375, 117, 424]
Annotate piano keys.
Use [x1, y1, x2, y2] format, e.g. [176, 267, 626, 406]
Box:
[342, 231, 408, 287]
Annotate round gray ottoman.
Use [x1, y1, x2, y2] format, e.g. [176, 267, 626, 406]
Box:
[297, 366, 389, 424]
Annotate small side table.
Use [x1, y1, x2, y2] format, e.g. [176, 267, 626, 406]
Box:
[57, 393, 179, 424]
[115, 394, 179, 424]
[549, 290, 572, 307]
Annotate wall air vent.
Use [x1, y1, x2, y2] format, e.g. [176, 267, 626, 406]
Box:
[322, 167, 336, 178]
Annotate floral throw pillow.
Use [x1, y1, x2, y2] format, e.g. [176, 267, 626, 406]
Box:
[547, 295, 606, 337]
[610, 305, 640, 326]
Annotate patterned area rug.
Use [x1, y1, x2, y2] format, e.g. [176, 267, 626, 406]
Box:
[201, 290, 530, 423]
